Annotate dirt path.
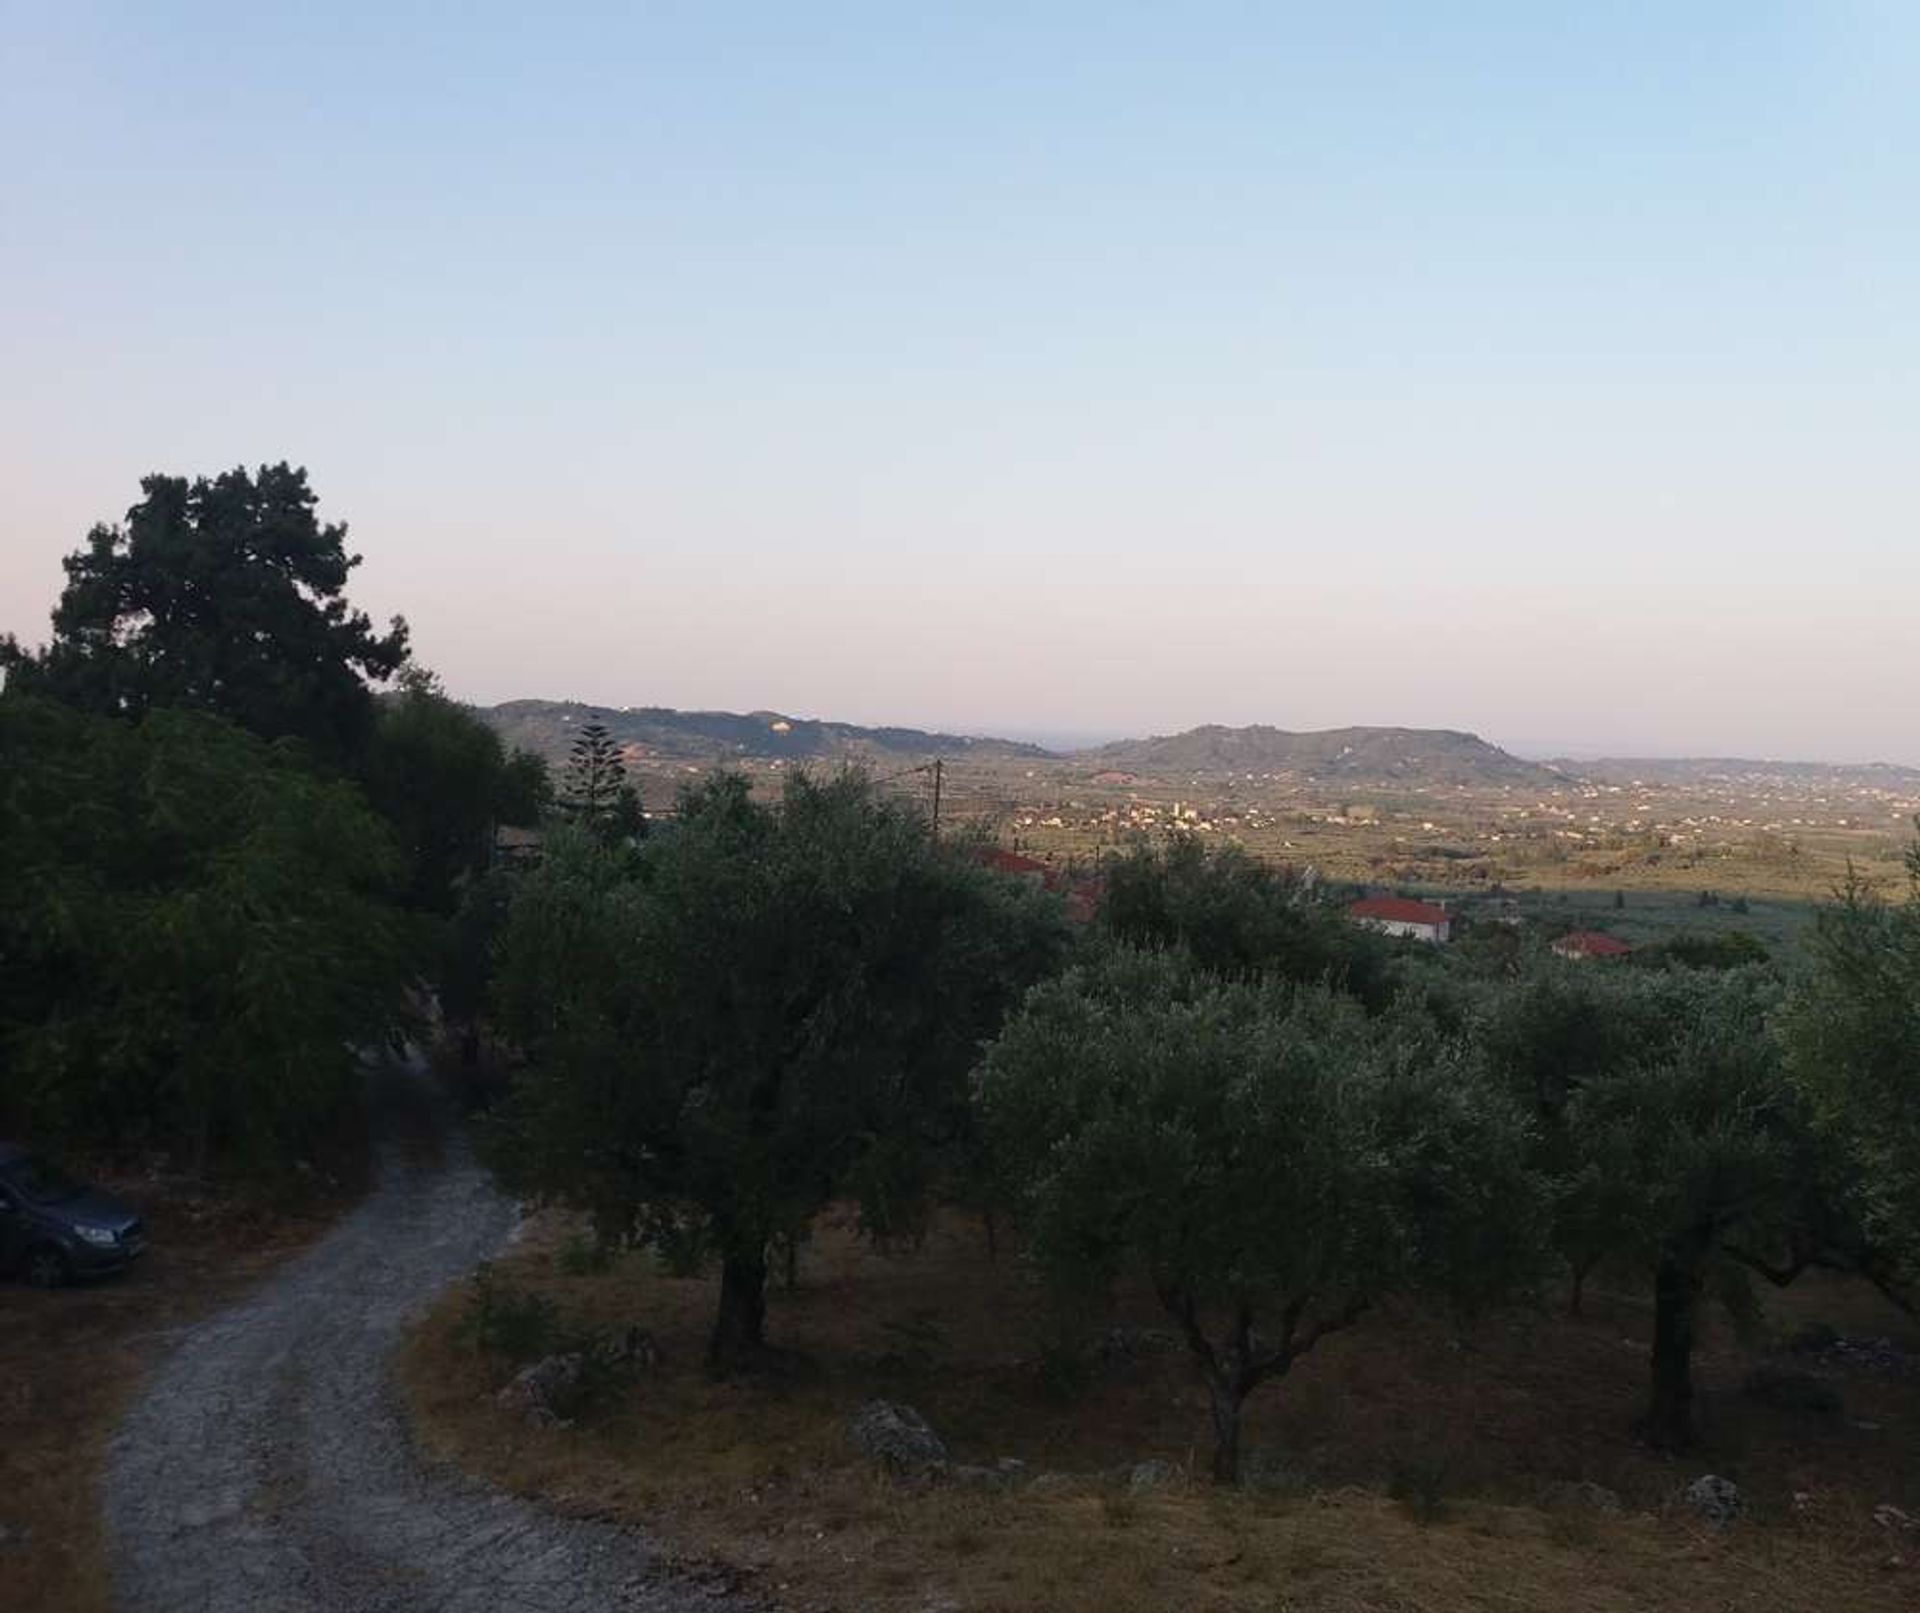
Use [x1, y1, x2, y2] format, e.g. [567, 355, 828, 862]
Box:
[105, 1060, 734, 1613]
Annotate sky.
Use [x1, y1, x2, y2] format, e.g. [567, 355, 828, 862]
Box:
[3, 3, 1917, 762]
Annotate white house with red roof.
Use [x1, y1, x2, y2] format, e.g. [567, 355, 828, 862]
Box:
[1348, 894, 1453, 944]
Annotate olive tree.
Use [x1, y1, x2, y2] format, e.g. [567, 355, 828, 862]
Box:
[489, 770, 1067, 1370]
[975, 946, 1546, 1483]
[1099, 835, 1390, 1004]
[1488, 964, 1817, 1446]
[1784, 856, 1920, 1306]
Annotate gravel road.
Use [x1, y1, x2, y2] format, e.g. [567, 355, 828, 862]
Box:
[106, 1060, 736, 1613]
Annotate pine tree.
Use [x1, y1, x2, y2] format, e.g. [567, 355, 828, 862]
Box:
[560, 720, 642, 840]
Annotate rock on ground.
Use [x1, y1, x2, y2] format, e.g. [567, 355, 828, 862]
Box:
[1127, 1459, 1179, 1492]
[105, 1055, 741, 1613]
[497, 1352, 587, 1428]
[845, 1400, 950, 1476]
[1683, 1474, 1744, 1529]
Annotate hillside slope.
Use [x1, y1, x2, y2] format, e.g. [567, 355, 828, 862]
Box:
[482, 700, 1052, 766]
[1080, 724, 1567, 786]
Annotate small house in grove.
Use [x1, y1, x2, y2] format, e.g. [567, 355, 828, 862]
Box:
[973, 847, 1105, 923]
[1552, 930, 1633, 961]
[1348, 895, 1453, 944]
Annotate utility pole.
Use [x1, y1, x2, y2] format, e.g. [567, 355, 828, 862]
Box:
[929, 757, 943, 839]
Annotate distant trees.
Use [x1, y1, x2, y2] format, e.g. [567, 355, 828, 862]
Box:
[977, 946, 1546, 1482]
[1099, 836, 1390, 1005]
[488, 770, 1067, 1370]
[0, 698, 411, 1170]
[1, 464, 408, 764]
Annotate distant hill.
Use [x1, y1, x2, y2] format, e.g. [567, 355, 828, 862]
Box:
[482, 700, 1053, 767]
[1079, 725, 1568, 787]
[481, 703, 1582, 788]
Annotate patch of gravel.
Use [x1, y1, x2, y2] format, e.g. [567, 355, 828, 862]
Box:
[105, 1059, 740, 1612]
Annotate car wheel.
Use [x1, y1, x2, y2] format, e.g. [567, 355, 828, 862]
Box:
[24, 1245, 69, 1289]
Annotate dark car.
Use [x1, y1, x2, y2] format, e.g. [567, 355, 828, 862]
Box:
[0, 1142, 148, 1287]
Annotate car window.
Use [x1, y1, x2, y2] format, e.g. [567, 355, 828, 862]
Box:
[9, 1155, 81, 1203]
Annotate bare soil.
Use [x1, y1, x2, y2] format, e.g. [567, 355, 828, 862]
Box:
[403, 1205, 1920, 1612]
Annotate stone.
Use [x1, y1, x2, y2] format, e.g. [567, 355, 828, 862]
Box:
[1027, 1472, 1076, 1496]
[1874, 1503, 1918, 1533]
[1682, 1474, 1743, 1529]
[846, 1400, 949, 1476]
[1127, 1459, 1179, 1492]
[495, 1352, 585, 1428]
[1742, 1363, 1843, 1417]
[1542, 1480, 1623, 1514]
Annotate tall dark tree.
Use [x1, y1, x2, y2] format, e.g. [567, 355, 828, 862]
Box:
[489, 770, 1068, 1370]
[0, 464, 408, 764]
[559, 719, 644, 841]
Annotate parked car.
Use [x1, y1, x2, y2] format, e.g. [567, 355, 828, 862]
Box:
[0, 1142, 147, 1287]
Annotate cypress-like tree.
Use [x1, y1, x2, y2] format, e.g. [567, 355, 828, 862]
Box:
[559, 720, 643, 839]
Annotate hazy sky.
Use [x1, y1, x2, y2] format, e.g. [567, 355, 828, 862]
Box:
[4, 4, 1917, 761]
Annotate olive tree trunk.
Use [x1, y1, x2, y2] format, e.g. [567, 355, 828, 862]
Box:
[1644, 1244, 1705, 1447]
[708, 1246, 769, 1373]
[1207, 1375, 1248, 1484]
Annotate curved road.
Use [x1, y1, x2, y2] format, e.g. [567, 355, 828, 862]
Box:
[106, 1061, 734, 1613]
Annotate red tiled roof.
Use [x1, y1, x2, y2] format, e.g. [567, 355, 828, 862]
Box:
[976, 847, 1050, 878]
[1349, 896, 1451, 927]
[1554, 930, 1633, 957]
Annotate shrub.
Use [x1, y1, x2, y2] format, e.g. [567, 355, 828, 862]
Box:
[555, 1231, 616, 1277]
[455, 1264, 563, 1365]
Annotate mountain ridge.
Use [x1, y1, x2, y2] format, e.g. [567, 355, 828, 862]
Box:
[479, 701, 1569, 787]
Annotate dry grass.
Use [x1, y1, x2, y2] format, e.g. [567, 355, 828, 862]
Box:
[0, 1166, 361, 1613]
[401, 1207, 1920, 1612]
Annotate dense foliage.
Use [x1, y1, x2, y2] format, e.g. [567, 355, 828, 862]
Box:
[1098, 835, 1391, 1004]
[362, 669, 549, 913]
[1, 464, 408, 765]
[978, 945, 1546, 1480]
[1785, 858, 1920, 1304]
[0, 467, 544, 1173]
[487, 771, 1069, 1367]
[0, 697, 412, 1168]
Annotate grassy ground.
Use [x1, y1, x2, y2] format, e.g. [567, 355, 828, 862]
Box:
[402, 1207, 1920, 1612]
[0, 1165, 362, 1613]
